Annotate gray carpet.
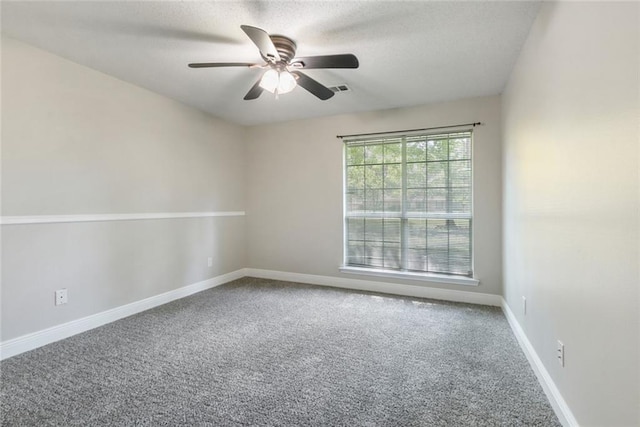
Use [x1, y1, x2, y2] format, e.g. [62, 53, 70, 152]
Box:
[1, 277, 560, 426]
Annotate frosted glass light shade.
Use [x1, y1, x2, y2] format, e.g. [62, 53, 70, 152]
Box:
[277, 71, 297, 94]
[259, 69, 297, 94]
[259, 69, 279, 93]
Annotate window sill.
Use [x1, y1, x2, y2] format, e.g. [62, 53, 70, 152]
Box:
[339, 266, 480, 287]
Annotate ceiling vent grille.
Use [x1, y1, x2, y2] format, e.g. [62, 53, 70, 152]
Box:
[329, 84, 351, 93]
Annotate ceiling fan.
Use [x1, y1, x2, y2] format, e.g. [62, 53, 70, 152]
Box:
[188, 25, 359, 101]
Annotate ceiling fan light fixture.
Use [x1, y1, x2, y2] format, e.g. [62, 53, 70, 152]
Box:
[190, 25, 357, 101]
[259, 69, 297, 95]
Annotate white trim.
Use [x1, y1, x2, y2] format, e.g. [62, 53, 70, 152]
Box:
[339, 266, 479, 286]
[501, 299, 579, 427]
[0, 268, 247, 360]
[0, 266, 577, 427]
[345, 212, 472, 220]
[0, 211, 246, 226]
[246, 268, 500, 306]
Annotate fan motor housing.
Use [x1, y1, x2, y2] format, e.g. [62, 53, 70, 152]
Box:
[269, 35, 297, 63]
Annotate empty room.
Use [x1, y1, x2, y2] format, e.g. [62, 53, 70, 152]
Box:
[1, 1, 638, 426]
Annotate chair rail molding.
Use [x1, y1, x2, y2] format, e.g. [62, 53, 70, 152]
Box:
[0, 211, 246, 225]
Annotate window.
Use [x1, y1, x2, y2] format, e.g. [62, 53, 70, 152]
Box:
[343, 131, 473, 277]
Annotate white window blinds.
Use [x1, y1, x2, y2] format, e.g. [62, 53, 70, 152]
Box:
[344, 131, 473, 277]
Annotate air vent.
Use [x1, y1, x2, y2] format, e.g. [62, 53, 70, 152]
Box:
[329, 84, 351, 93]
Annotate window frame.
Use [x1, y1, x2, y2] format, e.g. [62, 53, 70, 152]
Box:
[341, 129, 477, 285]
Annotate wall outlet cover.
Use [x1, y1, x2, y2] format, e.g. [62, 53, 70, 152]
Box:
[55, 289, 68, 306]
[557, 340, 565, 367]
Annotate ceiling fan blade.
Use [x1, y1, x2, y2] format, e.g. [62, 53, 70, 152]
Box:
[243, 77, 264, 100]
[188, 62, 259, 68]
[240, 25, 281, 62]
[291, 54, 359, 69]
[290, 71, 334, 100]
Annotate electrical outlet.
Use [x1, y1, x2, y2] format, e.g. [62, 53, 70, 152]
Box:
[55, 289, 68, 306]
[207, 257, 213, 267]
[522, 296, 527, 315]
[557, 341, 565, 367]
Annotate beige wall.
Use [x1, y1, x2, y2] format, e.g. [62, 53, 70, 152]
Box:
[1, 38, 503, 344]
[502, 2, 639, 426]
[246, 96, 503, 295]
[1, 37, 247, 340]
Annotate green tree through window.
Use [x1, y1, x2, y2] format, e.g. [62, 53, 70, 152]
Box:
[344, 131, 473, 276]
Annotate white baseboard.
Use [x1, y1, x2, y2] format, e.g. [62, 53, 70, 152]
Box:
[1, 267, 498, 360]
[245, 268, 502, 306]
[501, 299, 579, 427]
[1, 266, 579, 427]
[0, 268, 247, 360]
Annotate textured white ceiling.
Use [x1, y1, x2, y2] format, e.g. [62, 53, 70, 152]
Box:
[1, 1, 540, 126]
